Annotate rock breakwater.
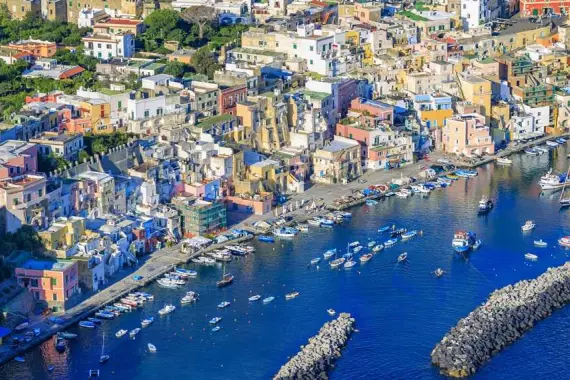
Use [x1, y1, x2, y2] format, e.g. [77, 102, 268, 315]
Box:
[274, 313, 355, 379]
[432, 262, 570, 377]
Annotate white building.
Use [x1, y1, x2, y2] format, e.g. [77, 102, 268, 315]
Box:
[77, 8, 108, 28]
[461, 0, 500, 30]
[83, 33, 135, 60]
[508, 114, 544, 141]
[521, 104, 551, 133]
[127, 94, 167, 121]
[76, 84, 131, 127]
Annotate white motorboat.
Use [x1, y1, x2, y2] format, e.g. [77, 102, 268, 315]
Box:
[141, 317, 154, 328]
[367, 241, 376, 248]
[181, 291, 198, 304]
[148, 343, 157, 353]
[262, 296, 275, 304]
[434, 268, 445, 278]
[401, 230, 417, 240]
[359, 254, 373, 263]
[496, 157, 512, 165]
[418, 185, 431, 194]
[273, 227, 297, 238]
[525, 148, 539, 156]
[521, 220, 536, 231]
[209, 317, 222, 325]
[546, 140, 559, 147]
[212, 326, 221, 332]
[353, 246, 362, 253]
[348, 241, 360, 248]
[218, 301, 231, 309]
[310, 257, 321, 265]
[285, 292, 299, 300]
[248, 295, 261, 302]
[395, 190, 410, 198]
[129, 328, 141, 338]
[538, 169, 567, 190]
[525, 253, 538, 261]
[157, 278, 182, 288]
[158, 304, 176, 316]
[327, 309, 336, 316]
[115, 329, 127, 338]
[372, 244, 384, 252]
[534, 239, 548, 247]
[343, 259, 357, 269]
[323, 249, 336, 259]
[329, 257, 346, 268]
[397, 252, 408, 263]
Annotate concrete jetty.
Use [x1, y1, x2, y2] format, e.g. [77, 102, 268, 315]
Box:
[274, 313, 355, 379]
[431, 262, 570, 378]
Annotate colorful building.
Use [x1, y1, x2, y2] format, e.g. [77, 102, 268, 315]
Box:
[15, 259, 80, 312]
[6, 39, 56, 58]
[0, 140, 38, 179]
[312, 136, 361, 184]
[442, 113, 495, 157]
[219, 85, 247, 116]
[38, 216, 86, 258]
[0, 174, 48, 233]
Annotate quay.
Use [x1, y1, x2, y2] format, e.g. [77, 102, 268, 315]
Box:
[431, 262, 570, 378]
[0, 235, 253, 366]
[274, 313, 355, 379]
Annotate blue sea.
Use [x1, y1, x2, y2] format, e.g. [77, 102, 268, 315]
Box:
[3, 147, 570, 380]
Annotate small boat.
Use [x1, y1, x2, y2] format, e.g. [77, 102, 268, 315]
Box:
[525, 253, 538, 261]
[141, 317, 154, 328]
[452, 231, 477, 253]
[310, 257, 321, 265]
[15, 322, 29, 331]
[157, 278, 181, 288]
[248, 295, 261, 302]
[525, 148, 539, 156]
[54, 336, 66, 353]
[209, 317, 222, 325]
[48, 365, 55, 372]
[557, 137, 567, 143]
[181, 291, 198, 304]
[285, 292, 299, 300]
[158, 304, 176, 316]
[217, 263, 234, 287]
[478, 197, 493, 213]
[329, 257, 346, 268]
[384, 238, 398, 247]
[79, 321, 96, 329]
[88, 369, 100, 378]
[496, 157, 512, 165]
[218, 301, 231, 309]
[323, 249, 336, 259]
[534, 239, 548, 247]
[401, 230, 417, 240]
[129, 328, 141, 338]
[558, 236, 570, 247]
[212, 326, 221, 332]
[344, 259, 357, 269]
[320, 219, 335, 228]
[372, 244, 384, 252]
[87, 317, 102, 324]
[14, 356, 25, 363]
[434, 268, 445, 278]
[472, 240, 482, 250]
[385, 191, 395, 197]
[521, 220, 536, 231]
[174, 267, 198, 277]
[390, 228, 407, 237]
[353, 246, 362, 253]
[378, 225, 392, 233]
[365, 199, 378, 205]
[115, 329, 128, 338]
[148, 343, 157, 353]
[359, 254, 373, 263]
[57, 331, 77, 339]
[395, 190, 410, 198]
[397, 252, 408, 263]
[258, 235, 275, 243]
[367, 241, 376, 248]
[263, 296, 275, 304]
[546, 140, 559, 147]
[348, 241, 360, 248]
[100, 333, 110, 363]
[327, 309, 336, 316]
[273, 227, 297, 238]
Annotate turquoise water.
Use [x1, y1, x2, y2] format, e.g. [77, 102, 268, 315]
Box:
[2, 147, 570, 379]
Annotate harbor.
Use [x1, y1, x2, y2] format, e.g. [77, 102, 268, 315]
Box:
[3, 141, 570, 379]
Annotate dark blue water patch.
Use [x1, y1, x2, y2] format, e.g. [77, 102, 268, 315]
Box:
[2, 145, 570, 379]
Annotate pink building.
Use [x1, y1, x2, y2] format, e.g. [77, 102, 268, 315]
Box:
[15, 259, 79, 312]
[442, 113, 495, 157]
[0, 140, 38, 179]
[0, 174, 48, 233]
[348, 98, 393, 124]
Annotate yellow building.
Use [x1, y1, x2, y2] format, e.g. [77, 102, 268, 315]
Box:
[240, 27, 278, 51]
[459, 75, 492, 121]
[233, 159, 288, 195]
[39, 217, 86, 257]
[81, 100, 112, 135]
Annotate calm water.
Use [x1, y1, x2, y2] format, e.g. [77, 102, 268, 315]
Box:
[3, 147, 570, 380]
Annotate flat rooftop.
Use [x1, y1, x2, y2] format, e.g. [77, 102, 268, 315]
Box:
[19, 259, 74, 272]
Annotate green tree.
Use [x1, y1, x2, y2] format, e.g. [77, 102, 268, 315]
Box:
[78, 149, 90, 162]
[144, 9, 180, 32]
[163, 61, 192, 78]
[190, 47, 221, 79]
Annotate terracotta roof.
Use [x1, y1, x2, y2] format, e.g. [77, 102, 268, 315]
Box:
[97, 18, 143, 26]
[59, 66, 85, 79]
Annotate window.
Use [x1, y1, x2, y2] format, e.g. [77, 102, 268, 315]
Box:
[118, 101, 122, 110]
[38, 189, 43, 197]
[97, 43, 102, 49]
[293, 44, 297, 49]
[309, 59, 313, 64]
[53, 293, 58, 301]
[310, 46, 314, 51]
[51, 278, 57, 286]
[144, 110, 150, 118]
[106, 44, 112, 49]
[26, 194, 31, 202]
[31, 279, 39, 287]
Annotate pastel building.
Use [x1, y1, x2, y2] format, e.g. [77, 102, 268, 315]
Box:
[38, 216, 86, 258]
[442, 113, 495, 157]
[0, 174, 48, 232]
[312, 136, 362, 184]
[413, 94, 453, 149]
[15, 259, 80, 312]
[0, 140, 38, 179]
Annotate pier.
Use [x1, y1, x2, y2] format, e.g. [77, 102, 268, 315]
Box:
[431, 262, 570, 378]
[274, 313, 355, 379]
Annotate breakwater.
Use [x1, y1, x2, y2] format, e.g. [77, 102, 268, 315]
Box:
[274, 313, 355, 379]
[431, 262, 570, 378]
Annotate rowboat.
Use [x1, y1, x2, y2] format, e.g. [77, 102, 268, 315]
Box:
[285, 292, 299, 300]
[534, 239, 547, 247]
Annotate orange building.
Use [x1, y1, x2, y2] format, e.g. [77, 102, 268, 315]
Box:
[15, 259, 79, 312]
[61, 99, 112, 135]
[7, 39, 57, 58]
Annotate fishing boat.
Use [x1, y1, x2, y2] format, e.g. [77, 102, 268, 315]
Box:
[141, 317, 154, 328]
[546, 140, 559, 147]
[217, 263, 234, 288]
[525, 148, 539, 156]
[148, 343, 157, 353]
[390, 228, 407, 237]
[478, 197, 493, 213]
[329, 256, 346, 268]
[248, 295, 261, 302]
[310, 257, 321, 265]
[320, 219, 335, 228]
[285, 292, 300, 300]
[496, 157, 512, 165]
[344, 259, 357, 269]
[273, 227, 297, 238]
[308, 218, 323, 226]
[95, 311, 115, 320]
[263, 296, 275, 304]
[323, 249, 336, 259]
[372, 244, 384, 252]
[456, 169, 477, 178]
[209, 317, 222, 325]
[218, 301, 231, 309]
[384, 238, 398, 247]
[157, 278, 182, 288]
[79, 321, 95, 329]
[57, 331, 77, 339]
[521, 220, 536, 231]
[258, 235, 275, 243]
[410, 185, 422, 193]
[115, 329, 127, 338]
[558, 236, 570, 247]
[525, 253, 538, 261]
[401, 230, 417, 240]
[418, 185, 431, 194]
[158, 304, 176, 316]
[174, 267, 198, 277]
[534, 239, 548, 247]
[100, 334, 110, 363]
[365, 199, 378, 205]
[327, 309, 336, 316]
[54, 337, 66, 353]
[434, 268, 445, 278]
[181, 291, 198, 304]
[397, 252, 408, 263]
[452, 231, 477, 253]
[378, 225, 392, 233]
[359, 254, 373, 263]
[129, 328, 141, 338]
[88, 369, 100, 378]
